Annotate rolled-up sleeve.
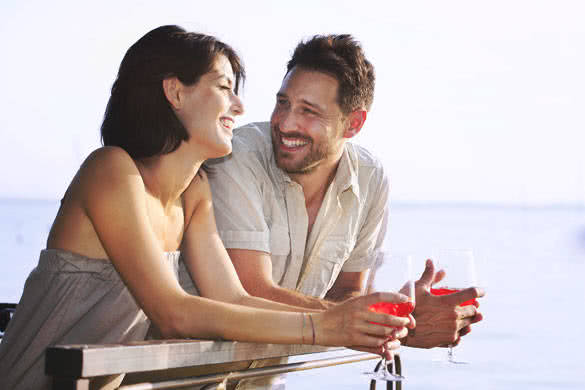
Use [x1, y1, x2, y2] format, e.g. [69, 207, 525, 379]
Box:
[208, 149, 271, 253]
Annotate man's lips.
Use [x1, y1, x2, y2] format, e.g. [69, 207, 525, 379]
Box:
[277, 131, 311, 149]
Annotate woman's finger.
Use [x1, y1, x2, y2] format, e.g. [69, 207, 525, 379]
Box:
[348, 345, 385, 356]
[392, 326, 408, 340]
[356, 320, 402, 339]
[350, 333, 392, 348]
[364, 311, 411, 328]
[362, 291, 410, 306]
[384, 339, 402, 352]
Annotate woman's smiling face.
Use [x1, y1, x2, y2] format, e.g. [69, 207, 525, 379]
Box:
[174, 54, 245, 159]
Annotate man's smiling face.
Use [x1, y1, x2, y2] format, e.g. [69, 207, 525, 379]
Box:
[270, 66, 347, 175]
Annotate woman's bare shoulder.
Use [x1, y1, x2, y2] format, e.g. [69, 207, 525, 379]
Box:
[82, 146, 138, 174]
[73, 147, 144, 203]
[182, 169, 214, 224]
[184, 169, 212, 201]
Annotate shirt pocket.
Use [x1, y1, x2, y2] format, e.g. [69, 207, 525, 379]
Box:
[269, 224, 291, 284]
[316, 236, 354, 293]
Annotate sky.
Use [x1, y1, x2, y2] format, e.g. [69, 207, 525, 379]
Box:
[1, 0, 584, 206]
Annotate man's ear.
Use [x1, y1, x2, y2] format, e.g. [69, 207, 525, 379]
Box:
[343, 110, 367, 139]
[162, 77, 182, 110]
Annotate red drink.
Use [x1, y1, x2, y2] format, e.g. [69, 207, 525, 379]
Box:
[431, 287, 477, 306]
[368, 301, 414, 327]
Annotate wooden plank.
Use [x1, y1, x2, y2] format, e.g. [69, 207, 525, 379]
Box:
[118, 352, 379, 390]
[46, 339, 344, 378]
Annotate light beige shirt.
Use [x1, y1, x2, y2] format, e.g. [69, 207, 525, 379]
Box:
[208, 122, 389, 298]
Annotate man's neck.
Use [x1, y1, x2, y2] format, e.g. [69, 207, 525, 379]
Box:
[290, 158, 341, 234]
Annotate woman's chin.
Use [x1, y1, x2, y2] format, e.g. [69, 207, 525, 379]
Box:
[210, 143, 232, 159]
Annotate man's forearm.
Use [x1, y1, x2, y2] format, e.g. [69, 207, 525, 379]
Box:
[256, 284, 336, 310]
[324, 287, 363, 302]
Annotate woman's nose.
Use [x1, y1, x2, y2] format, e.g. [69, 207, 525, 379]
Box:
[231, 94, 245, 116]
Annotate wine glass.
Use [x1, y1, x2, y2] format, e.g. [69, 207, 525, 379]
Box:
[362, 253, 415, 382]
[431, 249, 478, 364]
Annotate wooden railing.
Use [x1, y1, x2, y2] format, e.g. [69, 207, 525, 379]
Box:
[45, 339, 402, 389]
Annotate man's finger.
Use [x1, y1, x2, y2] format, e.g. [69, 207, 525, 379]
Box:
[440, 286, 484, 306]
[415, 259, 436, 288]
[459, 325, 472, 337]
[432, 269, 446, 285]
[457, 305, 483, 324]
[457, 305, 477, 319]
[470, 311, 484, 324]
[457, 318, 474, 331]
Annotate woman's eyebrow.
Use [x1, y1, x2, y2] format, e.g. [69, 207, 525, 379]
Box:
[213, 73, 234, 85]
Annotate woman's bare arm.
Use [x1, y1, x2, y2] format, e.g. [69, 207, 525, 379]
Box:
[77, 150, 410, 347]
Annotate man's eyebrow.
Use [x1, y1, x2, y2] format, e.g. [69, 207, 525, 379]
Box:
[300, 99, 324, 112]
[276, 93, 324, 111]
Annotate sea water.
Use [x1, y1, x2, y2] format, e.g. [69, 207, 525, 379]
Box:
[288, 204, 585, 389]
[1, 199, 584, 389]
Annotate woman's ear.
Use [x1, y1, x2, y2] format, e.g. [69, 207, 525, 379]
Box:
[162, 77, 182, 110]
[343, 110, 367, 139]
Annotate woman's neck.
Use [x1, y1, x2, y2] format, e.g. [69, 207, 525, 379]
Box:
[136, 147, 204, 208]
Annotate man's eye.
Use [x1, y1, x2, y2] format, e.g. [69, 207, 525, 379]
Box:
[303, 108, 317, 115]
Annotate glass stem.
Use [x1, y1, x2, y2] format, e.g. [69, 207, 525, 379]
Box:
[381, 358, 389, 376]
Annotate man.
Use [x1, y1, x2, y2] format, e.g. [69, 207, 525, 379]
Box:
[209, 33, 483, 345]
[181, 34, 483, 389]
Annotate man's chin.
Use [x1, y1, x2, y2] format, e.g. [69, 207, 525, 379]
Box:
[276, 159, 315, 175]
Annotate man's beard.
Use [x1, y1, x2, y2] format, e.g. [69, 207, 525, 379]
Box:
[272, 131, 331, 174]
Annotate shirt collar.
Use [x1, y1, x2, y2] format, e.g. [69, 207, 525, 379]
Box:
[275, 143, 360, 200]
[334, 143, 360, 200]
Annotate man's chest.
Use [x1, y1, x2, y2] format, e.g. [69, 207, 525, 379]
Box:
[266, 186, 363, 295]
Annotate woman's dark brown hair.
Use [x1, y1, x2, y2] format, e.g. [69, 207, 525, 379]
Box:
[101, 25, 245, 159]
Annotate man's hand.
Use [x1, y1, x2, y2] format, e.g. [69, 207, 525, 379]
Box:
[405, 259, 484, 349]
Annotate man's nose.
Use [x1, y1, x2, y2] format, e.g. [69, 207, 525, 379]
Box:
[278, 110, 299, 133]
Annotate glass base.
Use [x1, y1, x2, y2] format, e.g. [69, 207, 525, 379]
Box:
[362, 370, 405, 382]
[363, 359, 404, 382]
[432, 347, 470, 365]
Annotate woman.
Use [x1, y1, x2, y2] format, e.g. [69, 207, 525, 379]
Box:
[0, 25, 414, 389]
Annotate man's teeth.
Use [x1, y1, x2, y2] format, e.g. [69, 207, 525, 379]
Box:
[220, 119, 232, 128]
[281, 137, 308, 147]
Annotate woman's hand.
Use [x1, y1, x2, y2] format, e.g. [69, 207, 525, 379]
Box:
[312, 292, 415, 356]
